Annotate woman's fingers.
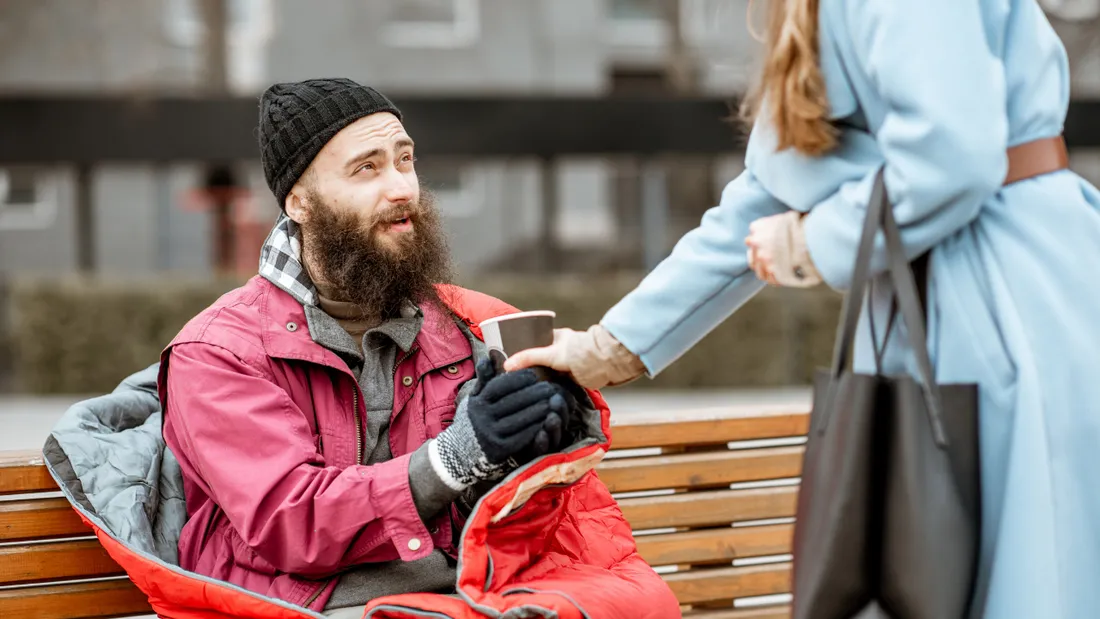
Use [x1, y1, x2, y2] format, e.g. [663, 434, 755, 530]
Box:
[502, 345, 556, 372]
[750, 242, 774, 284]
[503, 328, 572, 372]
[752, 246, 773, 283]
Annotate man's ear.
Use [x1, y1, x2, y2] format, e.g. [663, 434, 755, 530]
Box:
[284, 186, 309, 224]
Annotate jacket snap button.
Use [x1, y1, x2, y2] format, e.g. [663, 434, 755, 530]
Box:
[407, 537, 422, 551]
[286, 322, 298, 332]
[446, 365, 459, 374]
[402, 376, 413, 387]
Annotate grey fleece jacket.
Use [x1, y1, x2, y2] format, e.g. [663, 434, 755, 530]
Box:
[304, 302, 486, 609]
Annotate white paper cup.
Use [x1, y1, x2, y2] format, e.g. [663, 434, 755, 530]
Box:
[478, 310, 556, 367]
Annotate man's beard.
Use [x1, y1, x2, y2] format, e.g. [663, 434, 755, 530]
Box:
[300, 188, 454, 319]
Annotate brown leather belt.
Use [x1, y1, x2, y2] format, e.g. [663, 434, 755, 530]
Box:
[1004, 135, 1068, 185]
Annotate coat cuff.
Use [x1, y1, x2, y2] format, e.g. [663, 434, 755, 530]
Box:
[409, 442, 463, 521]
[353, 453, 436, 562]
[800, 172, 879, 291]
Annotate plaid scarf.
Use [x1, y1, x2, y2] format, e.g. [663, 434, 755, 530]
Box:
[258, 213, 318, 307]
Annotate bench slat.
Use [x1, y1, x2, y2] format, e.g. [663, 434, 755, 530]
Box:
[610, 406, 810, 450]
[635, 524, 793, 566]
[664, 563, 791, 605]
[619, 486, 798, 530]
[0, 497, 90, 542]
[0, 450, 57, 496]
[597, 447, 804, 494]
[0, 579, 153, 619]
[683, 607, 791, 618]
[0, 539, 126, 586]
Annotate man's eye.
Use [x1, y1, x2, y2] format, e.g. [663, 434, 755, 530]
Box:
[357, 163, 374, 173]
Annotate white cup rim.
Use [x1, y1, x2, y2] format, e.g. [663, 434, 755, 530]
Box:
[478, 310, 557, 330]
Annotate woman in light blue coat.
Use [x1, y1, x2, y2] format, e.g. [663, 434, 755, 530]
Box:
[506, 0, 1100, 617]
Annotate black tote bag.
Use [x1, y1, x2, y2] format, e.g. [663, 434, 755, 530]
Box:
[790, 168, 982, 619]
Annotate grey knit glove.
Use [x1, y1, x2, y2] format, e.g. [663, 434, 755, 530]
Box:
[428, 358, 567, 491]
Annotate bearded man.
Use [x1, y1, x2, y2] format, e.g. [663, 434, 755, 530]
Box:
[157, 79, 599, 617]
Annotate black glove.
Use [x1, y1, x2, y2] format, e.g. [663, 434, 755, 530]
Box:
[528, 375, 580, 457]
[429, 358, 564, 489]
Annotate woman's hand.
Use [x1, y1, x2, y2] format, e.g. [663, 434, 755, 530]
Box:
[502, 325, 646, 391]
[745, 211, 823, 288]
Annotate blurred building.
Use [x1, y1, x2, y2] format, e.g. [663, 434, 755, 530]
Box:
[1, 0, 1099, 278]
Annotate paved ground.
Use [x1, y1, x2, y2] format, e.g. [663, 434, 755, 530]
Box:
[0, 387, 812, 452]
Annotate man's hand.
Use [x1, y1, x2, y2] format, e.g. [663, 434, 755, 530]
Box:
[527, 374, 581, 457]
[428, 359, 568, 490]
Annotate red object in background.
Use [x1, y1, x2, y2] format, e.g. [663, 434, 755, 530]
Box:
[183, 185, 271, 278]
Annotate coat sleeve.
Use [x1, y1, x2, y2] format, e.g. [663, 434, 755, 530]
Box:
[801, 0, 1009, 289]
[599, 169, 788, 375]
[162, 342, 436, 578]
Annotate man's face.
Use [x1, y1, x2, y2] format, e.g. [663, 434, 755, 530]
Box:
[287, 112, 420, 251]
[285, 112, 453, 317]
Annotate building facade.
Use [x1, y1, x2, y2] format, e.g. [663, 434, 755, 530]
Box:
[1, 0, 1098, 277]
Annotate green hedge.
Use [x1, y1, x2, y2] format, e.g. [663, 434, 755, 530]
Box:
[9, 277, 242, 394]
[7, 274, 842, 394]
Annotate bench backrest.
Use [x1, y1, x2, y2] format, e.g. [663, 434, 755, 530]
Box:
[0, 403, 808, 619]
[0, 450, 154, 618]
[601, 404, 807, 618]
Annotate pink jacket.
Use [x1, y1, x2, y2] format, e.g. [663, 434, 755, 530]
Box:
[158, 276, 516, 610]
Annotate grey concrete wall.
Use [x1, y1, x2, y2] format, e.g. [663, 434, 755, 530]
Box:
[0, 164, 214, 277]
[1, 0, 1098, 281]
[0, 0, 195, 93]
[430, 159, 544, 275]
[0, 167, 77, 275]
[266, 0, 604, 94]
[94, 166, 159, 273]
[161, 165, 215, 275]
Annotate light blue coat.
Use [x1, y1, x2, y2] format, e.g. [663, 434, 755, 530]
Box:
[601, 1, 1100, 617]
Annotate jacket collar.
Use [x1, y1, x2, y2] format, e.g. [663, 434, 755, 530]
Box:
[305, 301, 424, 371]
[255, 215, 470, 373]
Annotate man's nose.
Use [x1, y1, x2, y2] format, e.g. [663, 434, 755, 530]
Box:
[382, 168, 416, 203]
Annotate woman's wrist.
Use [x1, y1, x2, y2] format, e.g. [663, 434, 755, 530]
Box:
[788, 216, 823, 286]
[585, 324, 646, 387]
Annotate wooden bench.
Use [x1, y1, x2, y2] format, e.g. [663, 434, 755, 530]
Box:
[0, 404, 809, 619]
[604, 405, 808, 618]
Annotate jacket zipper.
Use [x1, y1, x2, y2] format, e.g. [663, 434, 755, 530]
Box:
[302, 580, 328, 609]
[352, 389, 362, 465]
[355, 346, 414, 466]
[312, 347, 455, 611]
[311, 386, 361, 610]
[286, 350, 425, 610]
[392, 347, 416, 382]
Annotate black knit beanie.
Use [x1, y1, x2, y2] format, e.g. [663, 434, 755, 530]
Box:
[258, 78, 402, 209]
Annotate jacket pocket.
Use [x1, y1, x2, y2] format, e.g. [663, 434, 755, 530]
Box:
[423, 400, 456, 439]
